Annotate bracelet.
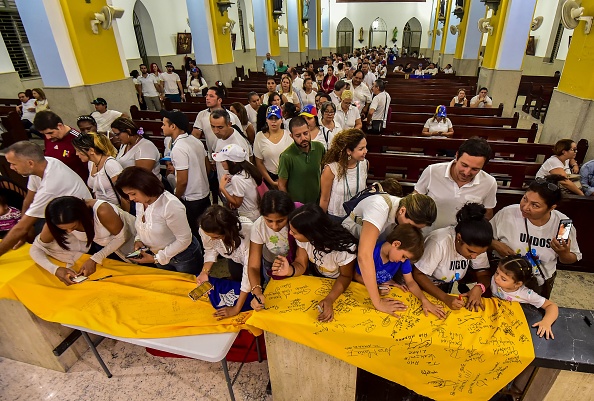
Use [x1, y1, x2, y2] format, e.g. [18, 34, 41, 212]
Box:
[476, 283, 486, 294]
[289, 264, 296, 277]
[251, 284, 263, 293]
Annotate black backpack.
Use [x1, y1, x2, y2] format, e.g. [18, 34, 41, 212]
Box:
[343, 182, 391, 217]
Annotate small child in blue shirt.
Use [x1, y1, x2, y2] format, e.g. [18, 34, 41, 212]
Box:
[354, 224, 445, 319]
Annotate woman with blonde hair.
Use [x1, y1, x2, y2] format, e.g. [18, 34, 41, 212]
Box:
[279, 76, 301, 112]
[72, 132, 125, 208]
[320, 129, 369, 222]
[32, 88, 49, 112]
[334, 90, 362, 130]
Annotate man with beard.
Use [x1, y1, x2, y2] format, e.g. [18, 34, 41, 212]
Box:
[0, 141, 90, 257]
[277, 116, 325, 204]
[414, 137, 497, 231]
[33, 110, 89, 181]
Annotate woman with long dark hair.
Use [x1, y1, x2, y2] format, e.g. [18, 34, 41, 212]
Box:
[29, 196, 136, 285]
[111, 117, 161, 177]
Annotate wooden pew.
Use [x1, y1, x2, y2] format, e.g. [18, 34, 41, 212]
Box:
[384, 122, 538, 142]
[130, 105, 198, 124]
[365, 135, 556, 162]
[0, 112, 29, 149]
[0, 98, 19, 107]
[390, 112, 519, 128]
[515, 74, 559, 108]
[391, 104, 504, 117]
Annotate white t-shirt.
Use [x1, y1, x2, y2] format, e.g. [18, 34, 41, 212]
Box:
[87, 157, 123, 205]
[214, 130, 252, 180]
[363, 71, 376, 89]
[200, 217, 252, 293]
[229, 171, 260, 222]
[313, 124, 341, 151]
[298, 90, 316, 107]
[253, 130, 293, 174]
[250, 216, 290, 263]
[490, 276, 546, 308]
[329, 91, 341, 108]
[352, 84, 372, 112]
[415, 226, 490, 284]
[443, 68, 454, 74]
[159, 72, 181, 94]
[246, 104, 258, 127]
[135, 191, 192, 266]
[342, 195, 401, 239]
[188, 77, 207, 96]
[335, 106, 360, 129]
[370, 92, 391, 127]
[166, 134, 209, 201]
[490, 204, 581, 283]
[327, 161, 369, 218]
[137, 74, 160, 97]
[116, 137, 161, 177]
[470, 95, 493, 108]
[193, 108, 242, 157]
[91, 110, 122, 133]
[414, 160, 497, 231]
[26, 157, 91, 219]
[292, 76, 304, 92]
[296, 240, 357, 279]
[536, 156, 570, 178]
[423, 117, 453, 135]
[21, 99, 36, 122]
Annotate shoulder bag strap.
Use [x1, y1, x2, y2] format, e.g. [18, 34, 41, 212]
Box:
[104, 158, 122, 206]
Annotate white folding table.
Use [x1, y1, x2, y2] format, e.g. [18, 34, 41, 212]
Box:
[63, 325, 251, 401]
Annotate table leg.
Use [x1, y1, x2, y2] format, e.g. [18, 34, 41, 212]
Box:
[256, 335, 262, 363]
[221, 358, 236, 401]
[80, 331, 112, 378]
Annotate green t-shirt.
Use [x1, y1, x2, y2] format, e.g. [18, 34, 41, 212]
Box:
[277, 141, 325, 204]
[277, 65, 288, 73]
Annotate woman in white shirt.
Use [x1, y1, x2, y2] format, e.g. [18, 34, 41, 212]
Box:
[187, 68, 208, 97]
[230, 102, 256, 144]
[536, 139, 583, 196]
[318, 101, 342, 151]
[335, 90, 362, 130]
[490, 175, 581, 298]
[299, 77, 317, 107]
[73, 132, 126, 209]
[111, 117, 161, 177]
[413, 203, 493, 312]
[214, 144, 262, 222]
[253, 105, 293, 189]
[320, 129, 368, 223]
[115, 166, 203, 274]
[279, 76, 301, 112]
[272, 204, 357, 322]
[196, 205, 252, 319]
[421, 105, 454, 138]
[29, 196, 136, 285]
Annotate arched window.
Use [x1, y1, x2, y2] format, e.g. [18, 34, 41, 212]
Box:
[369, 17, 387, 48]
[336, 18, 354, 55]
[402, 17, 422, 56]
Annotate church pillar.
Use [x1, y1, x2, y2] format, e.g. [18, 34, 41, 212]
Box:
[252, 0, 281, 74]
[478, 0, 537, 116]
[540, 0, 594, 161]
[307, 0, 322, 59]
[15, 0, 136, 126]
[187, 0, 237, 87]
[429, 0, 441, 59]
[287, 0, 307, 66]
[453, 0, 484, 76]
[438, 0, 454, 66]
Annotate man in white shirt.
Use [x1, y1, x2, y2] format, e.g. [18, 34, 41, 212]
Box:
[246, 91, 260, 128]
[161, 110, 210, 236]
[16, 91, 36, 130]
[209, 109, 252, 181]
[136, 63, 162, 111]
[367, 79, 391, 133]
[0, 141, 91, 259]
[350, 70, 372, 117]
[470, 87, 493, 108]
[289, 67, 303, 93]
[90, 98, 123, 133]
[424, 63, 439, 75]
[329, 80, 347, 107]
[160, 62, 185, 103]
[322, 57, 333, 75]
[414, 137, 497, 231]
[361, 61, 376, 89]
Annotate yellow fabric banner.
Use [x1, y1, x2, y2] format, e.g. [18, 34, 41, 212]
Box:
[247, 276, 535, 401]
[0, 245, 258, 338]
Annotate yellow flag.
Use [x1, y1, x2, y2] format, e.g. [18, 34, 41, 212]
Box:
[247, 276, 535, 401]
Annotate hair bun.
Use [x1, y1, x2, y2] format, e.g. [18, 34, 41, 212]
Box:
[456, 202, 486, 223]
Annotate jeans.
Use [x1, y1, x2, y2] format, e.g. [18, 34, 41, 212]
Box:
[156, 236, 203, 275]
[182, 196, 211, 238]
[227, 258, 244, 282]
[165, 93, 181, 102]
[208, 170, 220, 202]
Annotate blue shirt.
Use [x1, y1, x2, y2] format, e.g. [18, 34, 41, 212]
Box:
[580, 160, 594, 196]
[356, 241, 412, 283]
[263, 59, 277, 76]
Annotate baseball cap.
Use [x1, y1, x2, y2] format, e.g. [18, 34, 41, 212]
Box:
[165, 62, 174, 68]
[160, 109, 189, 132]
[436, 105, 447, 118]
[212, 144, 247, 162]
[300, 104, 318, 118]
[266, 105, 282, 119]
[160, 156, 172, 163]
[90, 98, 107, 106]
[191, 67, 198, 73]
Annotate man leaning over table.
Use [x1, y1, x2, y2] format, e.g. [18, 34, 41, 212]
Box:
[0, 141, 91, 258]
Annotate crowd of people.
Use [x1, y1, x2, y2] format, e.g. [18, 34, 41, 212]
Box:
[3, 49, 588, 343]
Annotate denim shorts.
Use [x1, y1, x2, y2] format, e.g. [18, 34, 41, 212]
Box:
[157, 236, 203, 275]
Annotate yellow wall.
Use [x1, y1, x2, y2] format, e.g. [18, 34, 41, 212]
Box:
[439, 0, 453, 53]
[558, 0, 594, 99]
[59, 0, 125, 85]
[208, 0, 234, 64]
[430, 0, 440, 51]
[316, 0, 322, 49]
[267, 0, 280, 56]
[297, 0, 305, 52]
[454, 0, 472, 58]
[481, 0, 509, 69]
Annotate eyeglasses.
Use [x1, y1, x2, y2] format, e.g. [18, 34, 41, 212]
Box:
[323, 111, 335, 114]
[570, 148, 578, 152]
[534, 177, 559, 191]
